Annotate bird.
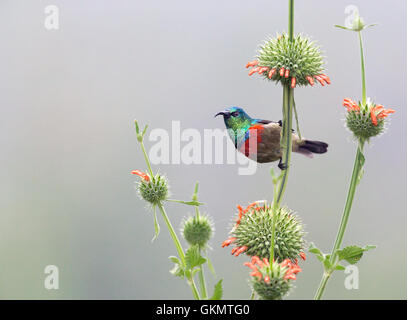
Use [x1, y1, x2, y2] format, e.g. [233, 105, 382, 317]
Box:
[215, 107, 328, 170]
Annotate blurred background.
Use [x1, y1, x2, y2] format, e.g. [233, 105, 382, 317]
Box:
[0, 0, 405, 299]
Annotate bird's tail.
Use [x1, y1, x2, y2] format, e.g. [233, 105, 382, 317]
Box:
[296, 140, 328, 158]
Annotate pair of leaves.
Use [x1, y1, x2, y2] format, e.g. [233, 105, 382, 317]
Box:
[169, 245, 206, 279]
[309, 243, 376, 273]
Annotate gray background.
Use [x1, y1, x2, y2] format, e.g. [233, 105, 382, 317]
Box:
[0, 0, 405, 299]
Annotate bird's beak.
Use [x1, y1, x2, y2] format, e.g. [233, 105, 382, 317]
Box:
[214, 111, 228, 118]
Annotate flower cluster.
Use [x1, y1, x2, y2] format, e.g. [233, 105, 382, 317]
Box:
[222, 202, 306, 261]
[245, 256, 302, 300]
[246, 33, 330, 88]
[343, 98, 395, 140]
[132, 170, 169, 205]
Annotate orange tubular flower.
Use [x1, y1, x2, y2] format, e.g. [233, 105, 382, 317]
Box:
[306, 76, 315, 86]
[343, 98, 360, 112]
[246, 60, 259, 68]
[291, 77, 296, 88]
[299, 252, 306, 261]
[131, 170, 150, 182]
[221, 237, 236, 248]
[284, 69, 290, 78]
[279, 67, 285, 77]
[268, 68, 276, 79]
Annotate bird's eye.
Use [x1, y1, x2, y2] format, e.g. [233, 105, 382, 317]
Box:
[231, 111, 239, 117]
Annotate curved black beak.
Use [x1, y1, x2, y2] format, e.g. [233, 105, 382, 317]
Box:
[214, 111, 228, 118]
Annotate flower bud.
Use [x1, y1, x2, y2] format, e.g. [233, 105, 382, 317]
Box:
[135, 172, 169, 205]
[181, 214, 214, 247]
[222, 202, 306, 262]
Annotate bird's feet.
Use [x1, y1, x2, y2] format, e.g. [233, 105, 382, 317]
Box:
[278, 158, 288, 170]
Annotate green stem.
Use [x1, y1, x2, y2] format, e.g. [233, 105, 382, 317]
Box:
[288, 0, 294, 41]
[140, 141, 154, 177]
[157, 203, 186, 265]
[314, 272, 331, 300]
[270, 0, 295, 263]
[197, 259, 208, 299]
[157, 203, 201, 300]
[314, 140, 365, 300]
[358, 31, 367, 105]
[276, 85, 294, 206]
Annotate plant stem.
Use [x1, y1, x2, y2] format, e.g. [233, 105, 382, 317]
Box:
[275, 86, 294, 206]
[314, 27, 368, 299]
[157, 202, 201, 300]
[270, 0, 295, 263]
[313, 140, 365, 300]
[157, 203, 186, 265]
[191, 182, 208, 299]
[140, 141, 154, 177]
[358, 31, 367, 105]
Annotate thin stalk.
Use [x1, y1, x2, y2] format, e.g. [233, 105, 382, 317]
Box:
[197, 254, 208, 299]
[270, 0, 295, 263]
[314, 140, 365, 300]
[314, 28, 368, 299]
[193, 182, 207, 299]
[276, 86, 294, 206]
[157, 203, 201, 300]
[358, 31, 367, 105]
[157, 203, 186, 265]
[140, 141, 154, 177]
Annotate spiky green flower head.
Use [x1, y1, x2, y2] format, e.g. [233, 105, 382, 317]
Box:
[246, 33, 330, 88]
[181, 214, 214, 248]
[343, 98, 395, 141]
[222, 202, 306, 262]
[245, 256, 301, 300]
[132, 170, 169, 205]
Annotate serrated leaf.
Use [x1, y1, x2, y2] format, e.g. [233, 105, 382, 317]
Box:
[185, 245, 207, 270]
[209, 280, 223, 300]
[337, 245, 376, 265]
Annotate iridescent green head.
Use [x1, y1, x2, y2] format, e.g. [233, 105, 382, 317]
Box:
[215, 107, 253, 131]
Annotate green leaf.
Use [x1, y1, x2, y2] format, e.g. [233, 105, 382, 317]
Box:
[169, 257, 185, 278]
[166, 199, 204, 206]
[206, 255, 216, 276]
[308, 242, 323, 256]
[209, 280, 223, 300]
[151, 207, 160, 242]
[337, 245, 376, 265]
[185, 245, 207, 270]
[335, 264, 346, 271]
[334, 24, 352, 31]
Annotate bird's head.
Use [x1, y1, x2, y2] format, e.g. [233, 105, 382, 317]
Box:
[215, 107, 252, 131]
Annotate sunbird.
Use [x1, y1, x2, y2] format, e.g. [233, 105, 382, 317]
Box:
[215, 107, 328, 169]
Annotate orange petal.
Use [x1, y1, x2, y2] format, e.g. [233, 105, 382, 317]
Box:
[131, 170, 150, 181]
[246, 60, 258, 68]
[291, 77, 296, 88]
[268, 68, 276, 79]
[370, 109, 378, 126]
[279, 67, 285, 77]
